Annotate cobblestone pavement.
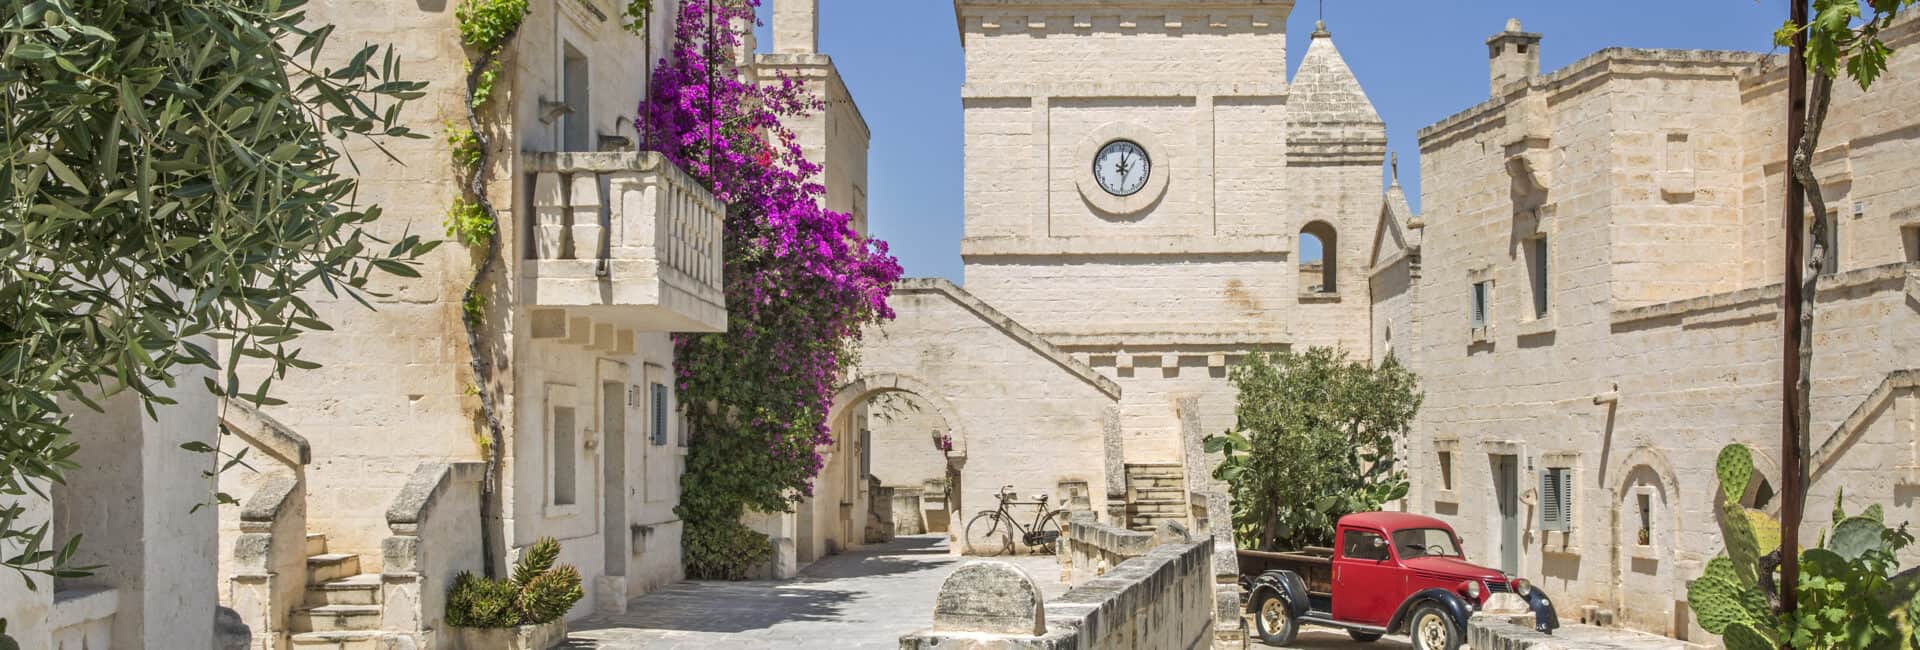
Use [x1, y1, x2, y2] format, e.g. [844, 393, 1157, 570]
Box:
[564, 535, 1068, 649]
[1281, 629, 1414, 648]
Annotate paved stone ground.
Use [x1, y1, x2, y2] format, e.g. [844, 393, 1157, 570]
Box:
[564, 535, 1068, 649]
[1281, 629, 1414, 649]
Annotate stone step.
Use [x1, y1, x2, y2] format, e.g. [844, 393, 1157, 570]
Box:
[1124, 464, 1185, 479]
[1128, 487, 1186, 502]
[291, 631, 384, 650]
[1126, 502, 1187, 517]
[306, 553, 361, 585]
[306, 574, 382, 607]
[291, 605, 382, 633]
[305, 533, 328, 557]
[1129, 476, 1187, 489]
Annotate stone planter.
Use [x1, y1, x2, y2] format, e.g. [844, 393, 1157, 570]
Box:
[455, 621, 563, 650]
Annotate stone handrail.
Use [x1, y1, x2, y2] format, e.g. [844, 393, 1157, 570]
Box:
[218, 398, 311, 471]
[382, 461, 486, 646]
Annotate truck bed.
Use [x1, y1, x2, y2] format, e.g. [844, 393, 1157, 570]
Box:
[1237, 547, 1334, 597]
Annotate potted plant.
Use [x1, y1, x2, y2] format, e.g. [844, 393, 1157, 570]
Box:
[447, 537, 584, 649]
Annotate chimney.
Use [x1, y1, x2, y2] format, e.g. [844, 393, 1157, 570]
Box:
[1487, 18, 1541, 97]
[773, 0, 818, 54]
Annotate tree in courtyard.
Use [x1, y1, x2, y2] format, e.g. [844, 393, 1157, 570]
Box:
[637, 0, 901, 579]
[0, 0, 430, 641]
[1205, 349, 1422, 552]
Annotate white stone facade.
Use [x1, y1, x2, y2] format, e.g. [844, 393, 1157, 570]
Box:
[1377, 16, 1920, 641]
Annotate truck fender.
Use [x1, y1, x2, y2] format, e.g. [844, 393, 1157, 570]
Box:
[1385, 588, 1473, 638]
[1245, 570, 1310, 620]
[1525, 587, 1561, 634]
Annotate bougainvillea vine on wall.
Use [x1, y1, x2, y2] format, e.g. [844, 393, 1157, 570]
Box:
[638, 0, 902, 579]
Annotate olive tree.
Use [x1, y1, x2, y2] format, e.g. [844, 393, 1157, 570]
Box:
[1, 0, 430, 638]
[1206, 348, 1422, 552]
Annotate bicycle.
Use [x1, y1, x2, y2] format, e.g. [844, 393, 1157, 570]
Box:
[963, 485, 1069, 556]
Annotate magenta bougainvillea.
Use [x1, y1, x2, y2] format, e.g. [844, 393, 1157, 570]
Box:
[640, 0, 901, 578]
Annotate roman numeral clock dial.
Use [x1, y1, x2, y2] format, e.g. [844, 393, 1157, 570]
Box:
[1094, 140, 1151, 197]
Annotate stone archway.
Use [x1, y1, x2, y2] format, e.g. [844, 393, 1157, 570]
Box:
[811, 373, 972, 554]
[1613, 446, 1684, 637]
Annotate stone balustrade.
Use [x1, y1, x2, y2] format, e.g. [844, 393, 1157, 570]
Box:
[524, 151, 727, 334]
[380, 461, 486, 647]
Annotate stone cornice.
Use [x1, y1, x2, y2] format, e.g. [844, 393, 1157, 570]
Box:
[953, 0, 1292, 45]
[1610, 262, 1913, 328]
[961, 235, 1291, 259]
[962, 82, 1286, 100]
[1418, 48, 1765, 151]
[893, 278, 1122, 399]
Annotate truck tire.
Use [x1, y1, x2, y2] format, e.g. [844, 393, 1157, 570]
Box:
[1348, 630, 1383, 643]
[1408, 603, 1460, 650]
[1252, 592, 1298, 646]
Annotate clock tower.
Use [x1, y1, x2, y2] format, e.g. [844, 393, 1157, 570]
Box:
[953, 0, 1385, 467]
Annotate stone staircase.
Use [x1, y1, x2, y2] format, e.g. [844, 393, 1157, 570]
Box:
[1124, 463, 1188, 531]
[290, 533, 386, 649]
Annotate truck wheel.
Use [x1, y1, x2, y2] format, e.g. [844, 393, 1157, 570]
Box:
[1408, 603, 1460, 650]
[1348, 630, 1383, 643]
[1252, 592, 1298, 646]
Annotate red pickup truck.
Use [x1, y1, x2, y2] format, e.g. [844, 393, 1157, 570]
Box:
[1237, 512, 1559, 649]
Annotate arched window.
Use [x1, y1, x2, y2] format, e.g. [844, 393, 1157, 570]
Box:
[1300, 221, 1338, 294]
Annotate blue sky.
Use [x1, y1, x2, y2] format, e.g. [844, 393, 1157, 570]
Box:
[756, 2, 1788, 282]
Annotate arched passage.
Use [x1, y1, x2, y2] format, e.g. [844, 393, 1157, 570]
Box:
[799, 373, 971, 557]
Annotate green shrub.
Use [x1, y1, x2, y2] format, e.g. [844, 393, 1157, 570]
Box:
[444, 198, 497, 249]
[447, 537, 584, 627]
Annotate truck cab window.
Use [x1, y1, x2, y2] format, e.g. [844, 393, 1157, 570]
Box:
[1343, 529, 1390, 561]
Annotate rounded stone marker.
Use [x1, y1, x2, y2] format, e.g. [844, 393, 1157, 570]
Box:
[932, 560, 1047, 636]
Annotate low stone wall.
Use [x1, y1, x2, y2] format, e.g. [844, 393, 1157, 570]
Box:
[1467, 613, 1691, 650]
[900, 534, 1216, 649]
[1061, 514, 1173, 585]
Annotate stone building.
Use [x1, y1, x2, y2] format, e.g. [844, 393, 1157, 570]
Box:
[204, 0, 769, 645]
[1374, 16, 1920, 641]
[842, 0, 1398, 563]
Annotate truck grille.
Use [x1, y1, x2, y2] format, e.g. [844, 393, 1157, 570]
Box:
[1485, 579, 1510, 594]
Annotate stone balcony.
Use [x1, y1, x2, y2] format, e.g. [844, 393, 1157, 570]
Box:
[523, 152, 727, 333]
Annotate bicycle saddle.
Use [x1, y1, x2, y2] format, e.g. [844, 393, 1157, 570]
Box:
[1031, 493, 1049, 502]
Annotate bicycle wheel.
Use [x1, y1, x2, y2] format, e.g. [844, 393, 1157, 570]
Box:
[964, 511, 1010, 557]
[1026, 509, 1069, 555]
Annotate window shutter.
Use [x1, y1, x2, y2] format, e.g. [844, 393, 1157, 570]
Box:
[651, 383, 669, 446]
[1540, 468, 1571, 532]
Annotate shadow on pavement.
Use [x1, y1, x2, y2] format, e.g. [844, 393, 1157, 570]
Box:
[570, 583, 860, 635]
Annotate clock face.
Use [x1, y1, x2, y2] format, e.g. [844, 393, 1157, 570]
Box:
[1093, 140, 1151, 197]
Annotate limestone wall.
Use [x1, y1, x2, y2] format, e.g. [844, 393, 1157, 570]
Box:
[1397, 17, 1920, 640]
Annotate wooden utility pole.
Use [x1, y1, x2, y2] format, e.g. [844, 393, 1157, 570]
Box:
[1780, 0, 1808, 620]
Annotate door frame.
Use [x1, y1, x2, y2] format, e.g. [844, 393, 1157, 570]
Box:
[598, 359, 629, 579]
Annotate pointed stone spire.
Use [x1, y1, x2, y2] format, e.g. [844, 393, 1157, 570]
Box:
[1289, 20, 1386, 165]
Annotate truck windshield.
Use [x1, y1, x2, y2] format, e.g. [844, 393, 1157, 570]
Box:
[1393, 528, 1462, 559]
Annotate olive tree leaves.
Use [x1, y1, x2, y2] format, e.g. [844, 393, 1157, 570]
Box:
[0, 0, 431, 604]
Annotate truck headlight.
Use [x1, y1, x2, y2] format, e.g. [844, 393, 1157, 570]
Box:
[1513, 578, 1534, 597]
[1462, 580, 1482, 599]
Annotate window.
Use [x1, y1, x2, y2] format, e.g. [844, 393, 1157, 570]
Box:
[561, 44, 591, 152]
[1902, 225, 1918, 264]
[1540, 467, 1572, 532]
[550, 389, 578, 507]
[1299, 221, 1339, 294]
[1438, 450, 1455, 491]
[1527, 236, 1549, 319]
[650, 382, 669, 446]
[1393, 528, 1463, 559]
[1343, 529, 1390, 561]
[1470, 281, 1491, 328]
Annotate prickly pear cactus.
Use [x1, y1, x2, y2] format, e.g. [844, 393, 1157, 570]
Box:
[1690, 444, 1784, 647]
[1829, 516, 1888, 562]
[1688, 557, 1774, 637]
[1716, 443, 1753, 502]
